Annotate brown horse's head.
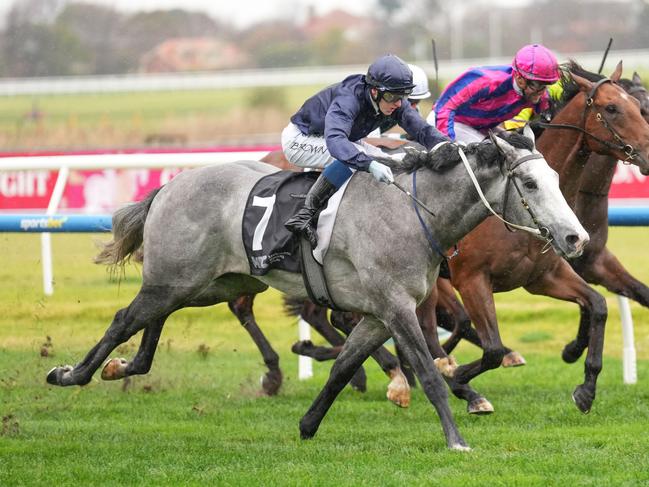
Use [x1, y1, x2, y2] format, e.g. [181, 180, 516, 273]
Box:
[568, 61, 649, 175]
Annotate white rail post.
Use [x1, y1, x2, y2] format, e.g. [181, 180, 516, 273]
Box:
[42, 166, 70, 295]
[617, 295, 637, 384]
[298, 316, 313, 380]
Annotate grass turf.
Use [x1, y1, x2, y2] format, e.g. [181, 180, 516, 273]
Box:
[1, 230, 648, 486]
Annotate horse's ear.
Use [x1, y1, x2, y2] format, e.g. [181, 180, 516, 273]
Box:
[570, 72, 594, 93]
[633, 71, 643, 86]
[523, 124, 536, 146]
[610, 60, 623, 82]
[489, 130, 515, 160]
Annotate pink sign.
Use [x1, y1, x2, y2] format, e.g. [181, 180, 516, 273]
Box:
[0, 168, 183, 212]
[1, 161, 647, 212]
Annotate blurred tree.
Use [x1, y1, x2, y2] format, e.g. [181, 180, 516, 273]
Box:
[1, 0, 90, 76]
[376, 0, 403, 17]
[56, 3, 126, 74]
[2, 22, 89, 76]
[238, 21, 308, 68]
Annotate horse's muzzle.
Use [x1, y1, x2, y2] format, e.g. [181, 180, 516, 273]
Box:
[561, 232, 590, 259]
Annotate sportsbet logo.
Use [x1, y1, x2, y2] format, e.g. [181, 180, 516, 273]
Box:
[19, 217, 68, 231]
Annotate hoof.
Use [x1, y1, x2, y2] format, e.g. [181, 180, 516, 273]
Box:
[562, 341, 584, 364]
[101, 358, 128, 381]
[386, 368, 411, 408]
[349, 368, 367, 393]
[434, 356, 458, 378]
[450, 443, 472, 452]
[261, 369, 283, 396]
[291, 340, 314, 355]
[501, 351, 526, 368]
[299, 417, 317, 439]
[467, 397, 494, 415]
[572, 385, 594, 414]
[46, 365, 73, 386]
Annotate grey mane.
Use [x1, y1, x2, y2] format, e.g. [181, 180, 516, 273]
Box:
[393, 131, 533, 175]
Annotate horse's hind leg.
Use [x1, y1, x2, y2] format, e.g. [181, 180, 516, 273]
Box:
[228, 294, 282, 395]
[47, 285, 179, 387]
[101, 314, 167, 381]
[300, 303, 367, 392]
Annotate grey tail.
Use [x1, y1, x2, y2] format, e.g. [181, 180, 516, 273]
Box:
[94, 188, 162, 271]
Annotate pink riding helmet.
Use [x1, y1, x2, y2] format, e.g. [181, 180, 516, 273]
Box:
[512, 44, 560, 83]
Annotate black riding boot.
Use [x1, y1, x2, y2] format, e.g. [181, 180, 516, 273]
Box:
[285, 174, 337, 247]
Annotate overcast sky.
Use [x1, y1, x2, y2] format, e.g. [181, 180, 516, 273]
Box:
[2, 0, 373, 28]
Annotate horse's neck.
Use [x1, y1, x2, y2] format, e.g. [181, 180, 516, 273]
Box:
[579, 153, 617, 197]
[537, 97, 591, 207]
[410, 159, 499, 251]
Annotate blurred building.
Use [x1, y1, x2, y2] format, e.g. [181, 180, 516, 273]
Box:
[139, 38, 250, 73]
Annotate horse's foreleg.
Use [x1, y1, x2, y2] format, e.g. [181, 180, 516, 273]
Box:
[452, 276, 507, 386]
[437, 278, 522, 366]
[436, 278, 481, 353]
[386, 308, 469, 450]
[525, 263, 607, 414]
[291, 341, 342, 360]
[228, 294, 282, 395]
[299, 315, 392, 439]
[576, 247, 649, 308]
[47, 285, 177, 387]
[417, 291, 457, 378]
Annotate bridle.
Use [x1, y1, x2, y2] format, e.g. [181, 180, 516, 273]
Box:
[458, 144, 551, 242]
[390, 140, 554, 260]
[532, 77, 642, 163]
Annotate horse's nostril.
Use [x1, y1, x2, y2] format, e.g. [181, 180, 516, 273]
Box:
[566, 234, 580, 247]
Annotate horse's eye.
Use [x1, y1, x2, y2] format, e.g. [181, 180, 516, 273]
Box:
[524, 180, 538, 190]
[605, 104, 617, 114]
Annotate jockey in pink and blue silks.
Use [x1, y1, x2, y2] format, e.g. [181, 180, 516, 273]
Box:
[428, 44, 561, 143]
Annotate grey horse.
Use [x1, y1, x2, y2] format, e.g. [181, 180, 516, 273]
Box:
[47, 127, 588, 450]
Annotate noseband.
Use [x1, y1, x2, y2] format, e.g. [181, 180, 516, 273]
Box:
[533, 77, 642, 163]
[501, 152, 551, 239]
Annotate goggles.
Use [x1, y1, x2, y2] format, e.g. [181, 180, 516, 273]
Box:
[525, 79, 551, 93]
[381, 90, 411, 103]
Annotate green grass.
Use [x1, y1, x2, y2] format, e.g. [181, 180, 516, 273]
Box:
[1, 230, 649, 486]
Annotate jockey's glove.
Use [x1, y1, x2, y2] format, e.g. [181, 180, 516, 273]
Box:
[369, 160, 394, 184]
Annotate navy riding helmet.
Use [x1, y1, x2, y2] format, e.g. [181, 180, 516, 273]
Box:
[365, 54, 416, 94]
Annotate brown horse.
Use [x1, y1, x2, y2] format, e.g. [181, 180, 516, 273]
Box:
[440, 61, 649, 415]
[570, 72, 649, 304]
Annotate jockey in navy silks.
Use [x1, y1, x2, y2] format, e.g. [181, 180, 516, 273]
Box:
[282, 54, 449, 247]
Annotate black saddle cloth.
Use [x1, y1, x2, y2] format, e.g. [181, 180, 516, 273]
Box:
[242, 170, 319, 276]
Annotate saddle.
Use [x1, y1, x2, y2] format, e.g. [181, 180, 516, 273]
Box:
[242, 170, 340, 309]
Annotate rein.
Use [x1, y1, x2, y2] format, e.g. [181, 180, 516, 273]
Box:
[531, 77, 640, 163]
[391, 175, 457, 260]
